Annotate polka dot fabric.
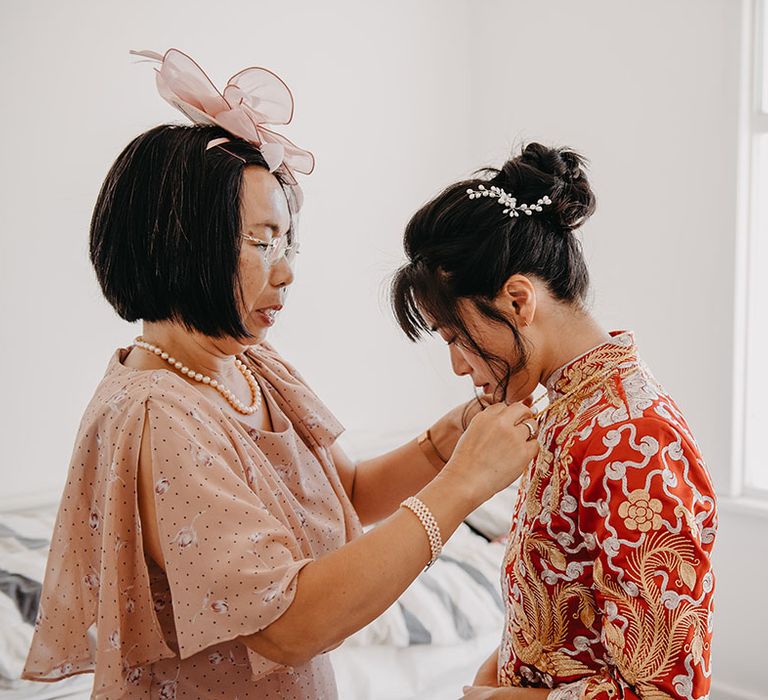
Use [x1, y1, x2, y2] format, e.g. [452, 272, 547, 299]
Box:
[22, 342, 362, 698]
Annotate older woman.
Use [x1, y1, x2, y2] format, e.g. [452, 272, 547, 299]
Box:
[21, 50, 539, 699]
[392, 143, 717, 699]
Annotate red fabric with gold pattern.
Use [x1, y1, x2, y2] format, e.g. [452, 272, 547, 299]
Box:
[498, 332, 717, 700]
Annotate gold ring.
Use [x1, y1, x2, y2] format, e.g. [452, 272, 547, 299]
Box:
[522, 420, 537, 441]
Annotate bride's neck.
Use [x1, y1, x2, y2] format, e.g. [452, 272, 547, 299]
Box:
[538, 311, 612, 386]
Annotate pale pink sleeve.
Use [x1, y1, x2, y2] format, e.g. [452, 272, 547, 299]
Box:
[145, 392, 313, 680]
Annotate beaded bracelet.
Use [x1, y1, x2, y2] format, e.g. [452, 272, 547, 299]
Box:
[401, 496, 443, 568]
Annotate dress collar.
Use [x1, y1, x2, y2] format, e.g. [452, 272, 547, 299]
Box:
[545, 330, 637, 402]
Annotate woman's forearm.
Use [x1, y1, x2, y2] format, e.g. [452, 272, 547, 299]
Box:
[350, 437, 441, 524]
[336, 400, 483, 525]
[242, 470, 479, 666]
[245, 401, 538, 667]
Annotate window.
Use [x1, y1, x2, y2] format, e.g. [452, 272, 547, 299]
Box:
[743, 0, 768, 492]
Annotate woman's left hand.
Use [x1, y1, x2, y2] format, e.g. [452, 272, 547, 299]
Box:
[429, 398, 488, 464]
[460, 686, 551, 699]
[430, 390, 536, 465]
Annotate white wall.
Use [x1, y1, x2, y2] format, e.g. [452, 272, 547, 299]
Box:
[0, 1, 763, 698]
[467, 0, 741, 494]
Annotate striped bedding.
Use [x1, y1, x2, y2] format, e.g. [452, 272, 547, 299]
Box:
[0, 508, 94, 697]
[345, 523, 506, 648]
[0, 506, 509, 696]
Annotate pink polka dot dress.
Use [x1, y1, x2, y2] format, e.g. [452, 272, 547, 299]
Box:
[22, 342, 362, 698]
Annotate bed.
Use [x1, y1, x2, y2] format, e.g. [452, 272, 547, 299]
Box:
[0, 435, 516, 700]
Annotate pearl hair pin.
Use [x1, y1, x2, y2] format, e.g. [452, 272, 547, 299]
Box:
[133, 337, 263, 415]
[466, 184, 552, 218]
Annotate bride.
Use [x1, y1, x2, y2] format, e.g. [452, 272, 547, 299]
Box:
[392, 142, 717, 699]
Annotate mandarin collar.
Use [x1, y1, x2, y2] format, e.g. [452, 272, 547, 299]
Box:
[545, 331, 637, 402]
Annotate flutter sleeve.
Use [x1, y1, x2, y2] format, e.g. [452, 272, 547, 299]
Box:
[144, 389, 314, 679]
[574, 417, 717, 699]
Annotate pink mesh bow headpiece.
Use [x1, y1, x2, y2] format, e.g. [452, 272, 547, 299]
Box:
[130, 48, 314, 208]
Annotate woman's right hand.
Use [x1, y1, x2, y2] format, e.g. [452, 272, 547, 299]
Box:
[242, 406, 537, 667]
[441, 402, 538, 506]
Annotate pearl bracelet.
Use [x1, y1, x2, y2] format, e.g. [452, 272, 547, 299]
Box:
[401, 496, 443, 568]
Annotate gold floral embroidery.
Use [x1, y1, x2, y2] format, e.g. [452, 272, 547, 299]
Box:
[674, 504, 699, 539]
[583, 676, 619, 699]
[504, 533, 595, 678]
[592, 530, 707, 698]
[526, 351, 637, 520]
[550, 341, 636, 396]
[619, 489, 663, 532]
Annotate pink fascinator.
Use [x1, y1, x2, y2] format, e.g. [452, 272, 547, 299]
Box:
[130, 48, 314, 206]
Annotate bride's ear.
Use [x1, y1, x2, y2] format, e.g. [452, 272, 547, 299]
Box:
[497, 274, 537, 328]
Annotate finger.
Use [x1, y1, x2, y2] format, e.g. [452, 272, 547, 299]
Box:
[479, 402, 506, 419]
[466, 397, 487, 417]
[504, 401, 535, 423]
[518, 418, 539, 440]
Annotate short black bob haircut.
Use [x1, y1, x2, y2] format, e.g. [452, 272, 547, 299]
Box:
[391, 142, 597, 398]
[90, 123, 295, 339]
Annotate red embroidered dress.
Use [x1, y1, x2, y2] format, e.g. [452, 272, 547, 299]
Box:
[498, 332, 717, 699]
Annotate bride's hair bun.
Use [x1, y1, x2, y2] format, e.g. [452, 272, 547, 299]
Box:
[392, 141, 597, 354]
[495, 142, 596, 233]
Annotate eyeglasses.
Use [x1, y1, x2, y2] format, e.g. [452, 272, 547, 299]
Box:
[242, 234, 300, 266]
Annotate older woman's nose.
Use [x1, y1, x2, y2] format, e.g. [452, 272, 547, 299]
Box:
[271, 255, 295, 288]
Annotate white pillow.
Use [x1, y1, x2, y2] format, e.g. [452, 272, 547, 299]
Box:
[464, 485, 519, 541]
[0, 588, 33, 684]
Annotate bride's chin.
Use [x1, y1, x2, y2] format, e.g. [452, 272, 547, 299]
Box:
[501, 386, 533, 406]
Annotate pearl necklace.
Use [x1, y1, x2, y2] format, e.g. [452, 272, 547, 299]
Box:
[133, 337, 263, 415]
